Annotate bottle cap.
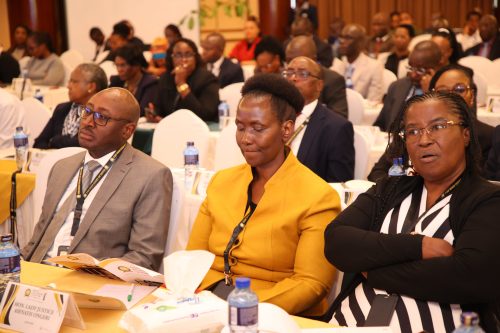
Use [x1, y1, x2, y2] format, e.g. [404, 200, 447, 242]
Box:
[1, 234, 13, 243]
[16, 126, 23, 131]
[460, 311, 479, 326]
[187, 141, 194, 146]
[235, 277, 250, 289]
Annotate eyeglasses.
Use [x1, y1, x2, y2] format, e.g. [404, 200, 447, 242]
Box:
[172, 52, 195, 60]
[405, 65, 429, 76]
[281, 69, 320, 80]
[433, 84, 471, 96]
[399, 120, 465, 142]
[78, 105, 131, 126]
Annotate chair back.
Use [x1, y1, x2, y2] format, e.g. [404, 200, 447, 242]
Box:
[214, 123, 245, 171]
[408, 33, 431, 52]
[241, 64, 255, 81]
[459, 56, 496, 85]
[161, 175, 185, 267]
[353, 127, 370, 179]
[219, 82, 244, 117]
[21, 97, 51, 146]
[43, 88, 70, 110]
[151, 110, 211, 168]
[143, 51, 152, 62]
[382, 69, 397, 95]
[60, 49, 84, 72]
[346, 88, 364, 125]
[31, 147, 85, 226]
[99, 61, 117, 83]
[473, 71, 488, 105]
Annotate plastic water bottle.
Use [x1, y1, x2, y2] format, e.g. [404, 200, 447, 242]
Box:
[0, 234, 21, 300]
[34, 88, 44, 103]
[184, 141, 199, 191]
[452, 312, 485, 333]
[13, 126, 29, 171]
[218, 101, 230, 130]
[388, 157, 405, 176]
[228, 277, 258, 333]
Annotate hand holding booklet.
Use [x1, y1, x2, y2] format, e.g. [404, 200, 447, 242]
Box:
[46, 253, 164, 286]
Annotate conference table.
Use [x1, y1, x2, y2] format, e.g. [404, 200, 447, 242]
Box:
[3, 261, 336, 332]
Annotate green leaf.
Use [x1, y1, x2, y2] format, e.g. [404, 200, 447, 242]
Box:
[235, 3, 244, 16]
[224, 4, 231, 16]
[188, 16, 195, 29]
[179, 14, 187, 26]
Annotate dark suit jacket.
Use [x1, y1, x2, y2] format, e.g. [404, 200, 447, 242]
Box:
[464, 35, 500, 60]
[218, 57, 244, 88]
[0, 52, 20, 85]
[155, 66, 220, 122]
[321, 67, 348, 119]
[297, 103, 354, 182]
[314, 35, 334, 68]
[373, 77, 413, 132]
[22, 144, 173, 271]
[484, 125, 500, 180]
[109, 73, 158, 116]
[33, 102, 80, 149]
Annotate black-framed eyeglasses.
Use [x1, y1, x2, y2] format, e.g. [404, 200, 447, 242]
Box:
[77, 105, 131, 126]
[399, 120, 465, 142]
[405, 65, 428, 76]
[432, 84, 471, 96]
[172, 52, 195, 60]
[281, 69, 321, 81]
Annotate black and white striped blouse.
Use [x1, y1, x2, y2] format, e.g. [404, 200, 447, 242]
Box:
[330, 185, 461, 333]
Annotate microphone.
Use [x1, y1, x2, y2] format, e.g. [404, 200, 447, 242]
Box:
[20, 69, 28, 101]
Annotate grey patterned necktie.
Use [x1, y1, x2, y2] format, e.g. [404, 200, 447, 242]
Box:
[29, 160, 102, 263]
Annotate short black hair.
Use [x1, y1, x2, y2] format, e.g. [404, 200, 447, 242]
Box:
[165, 38, 202, 70]
[89, 27, 103, 36]
[397, 24, 416, 38]
[387, 91, 480, 176]
[28, 31, 54, 53]
[15, 24, 31, 35]
[254, 36, 285, 63]
[164, 24, 182, 39]
[112, 22, 130, 39]
[114, 44, 148, 68]
[241, 73, 304, 122]
[466, 10, 481, 21]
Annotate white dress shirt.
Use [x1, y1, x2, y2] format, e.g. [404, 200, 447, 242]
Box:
[209, 56, 224, 77]
[457, 30, 482, 52]
[46, 150, 116, 259]
[290, 100, 318, 155]
[331, 52, 384, 102]
[0, 88, 28, 149]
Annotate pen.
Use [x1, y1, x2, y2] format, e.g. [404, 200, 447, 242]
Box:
[127, 284, 136, 302]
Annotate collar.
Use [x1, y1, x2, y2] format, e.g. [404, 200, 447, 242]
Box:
[301, 100, 318, 118]
[84, 150, 116, 168]
[375, 34, 390, 42]
[212, 56, 224, 71]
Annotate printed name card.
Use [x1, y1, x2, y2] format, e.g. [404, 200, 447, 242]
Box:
[0, 282, 85, 333]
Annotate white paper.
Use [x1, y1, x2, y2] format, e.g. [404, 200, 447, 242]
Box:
[301, 328, 393, 332]
[92, 284, 157, 309]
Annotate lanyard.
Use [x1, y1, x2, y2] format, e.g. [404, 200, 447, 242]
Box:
[9, 170, 22, 246]
[286, 114, 312, 146]
[223, 186, 256, 286]
[70, 144, 126, 236]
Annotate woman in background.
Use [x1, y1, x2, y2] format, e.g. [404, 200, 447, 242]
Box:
[229, 16, 262, 63]
[25, 31, 65, 86]
[7, 24, 31, 61]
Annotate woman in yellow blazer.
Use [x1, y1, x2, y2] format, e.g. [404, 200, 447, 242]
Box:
[187, 73, 341, 316]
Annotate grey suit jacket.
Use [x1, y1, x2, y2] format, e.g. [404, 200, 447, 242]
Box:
[22, 144, 173, 271]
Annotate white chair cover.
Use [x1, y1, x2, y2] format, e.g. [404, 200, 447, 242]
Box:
[473, 71, 488, 105]
[151, 110, 211, 169]
[100, 60, 117, 83]
[219, 82, 244, 117]
[353, 127, 371, 179]
[346, 88, 365, 126]
[43, 88, 70, 110]
[241, 64, 255, 81]
[94, 50, 110, 64]
[382, 69, 397, 95]
[18, 56, 31, 71]
[214, 123, 245, 171]
[408, 33, 431, 52]
[143, 51, 152, 62]
[21, 97, 51, 146]
[459, 56, 496, 85]
[60, 49, 84, 72]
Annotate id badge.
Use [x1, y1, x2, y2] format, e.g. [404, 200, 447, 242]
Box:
[57, 245, 70, 256]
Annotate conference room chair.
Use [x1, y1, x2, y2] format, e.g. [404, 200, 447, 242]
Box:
[346, 88, 365, 126]
[151, 109, 211, 169]
[43, 87, 70, 110]
[408, 33, 431, 52]
[219, 82, 244, 117]
[21, 97, 51, 147]
[213, 122, 245, 171]
[60, 49, 84, 72]
[241, 64, 255, 81]
[382, 68, 397, 95]
[100, 60, 118, 83]
[473, 71, 488, 105]
[459, 55, 496, 86]
[353, 127, 371, 180]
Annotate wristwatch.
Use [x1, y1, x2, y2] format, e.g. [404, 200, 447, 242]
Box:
[176, 83, 189, 94]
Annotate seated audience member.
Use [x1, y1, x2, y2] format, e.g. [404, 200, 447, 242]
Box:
[34, 64, 108, 149]
[254, 36, 285, 74]
[465, 15, 500, 60]
[119, 20, 145, 50]
[332, 24, 384, 102]
[286, 17, 333, 68]
[0, 88, 27, 148]
[384, 24, 415, 78]
[325, 92, 500, 332]
[456, 10, 482, 51]
[284, 56, 354, 182]
[389, 11, 401, 31]
[484, 125, 500, 180]
[101, 28, 129, 63]
[148, 38, 219, 122]
[289, 0, 318, 31]
[327, 17, 344, 59]
[201, 32, 244, 88]
[374, 41, 442, 132]
[431, 27, 463, 67]
[89, 27, 107, 62]
[6, 24, 31, 61]
[186, 74, 339, 316]
[399, 11, 420, 34]
[147, 37, 167, 77]
[366, 12, 393, 59]
[229, 16, 262, 63]
[164, 24, 182, 48]
[369, 64, 494, 181]
[286, 36, 348, 118]
[0, 49, 20, 85]
[22, 88, 173, 271]
[110, 45, 158, 116]
[25, 32, 65, 86]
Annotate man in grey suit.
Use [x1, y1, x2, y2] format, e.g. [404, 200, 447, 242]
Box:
[22, 87, 173, 271]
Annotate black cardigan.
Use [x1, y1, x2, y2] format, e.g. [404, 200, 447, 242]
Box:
[33, 102, 80, 149]
[324, 173, 500, 331]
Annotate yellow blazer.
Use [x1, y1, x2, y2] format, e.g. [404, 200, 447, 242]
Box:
[186, 152, 340, 316]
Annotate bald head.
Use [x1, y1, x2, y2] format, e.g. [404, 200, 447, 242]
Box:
[201, 33, 225, 63]
[285, 56, 323, 104]
[286, 36, 317, 62]
[95, 87, 140, 123]
[339, 24, 366, 58]
[371, 12, 389, 37]
[411, 40, 442, 69]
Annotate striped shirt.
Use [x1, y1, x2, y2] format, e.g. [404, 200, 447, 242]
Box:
[330, 185, 462, 333]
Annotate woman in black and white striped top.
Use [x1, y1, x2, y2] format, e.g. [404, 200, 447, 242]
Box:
[324, 92, 500, 332]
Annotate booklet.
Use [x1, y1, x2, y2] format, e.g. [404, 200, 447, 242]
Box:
[47, 253, 164, 286]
